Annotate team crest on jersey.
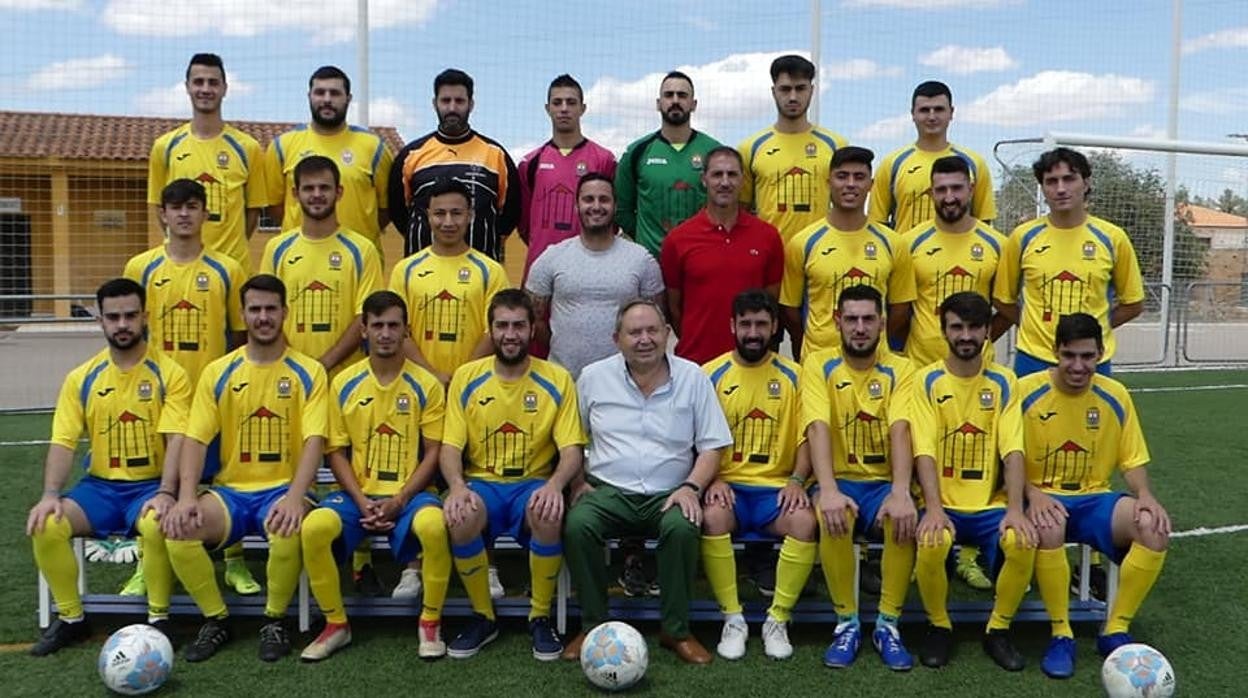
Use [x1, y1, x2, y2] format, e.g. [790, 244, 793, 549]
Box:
[341, 149, 354, 165]
[576, 161, 588, 176]
[864, 242, 878, 260]
[195, 272, 210, 290]
[979, 388, 994, 409]
[523, 391, 538, 413]
[137, 380, 153, 402]
[329, 251, 343, 269]
[1086, 407, 1100, 429]
[216, 151, 229, 168]
[804, 142, 817, 158]
[868, 380, 883, 399]
[396, 394, 411, 414]
[970, 243, 984, 261]
[1082, 241, 1097, 259]
[457, 267, 471, 283]
[767, 379, 781, 398]
[690, 154, 704, 170]
[277, 377, 292, 398]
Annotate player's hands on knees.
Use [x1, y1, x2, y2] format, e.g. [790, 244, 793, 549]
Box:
[704, 480, 734, 508]
[818, 487, 858, 537]
[1026, 490, 1068, 531]
[443, 486, 477, 527]
[266, 495, 307, 537]
[777, 481, 810, 513]
[662, 487, 702, 526]
[1001, 509, 1038, 548]
[878, 491, 918, 543]
[164, 497, 202, 539]
[25, 495, 62, 536]
[528, 483, 565, 523]
[916, 507, 953, 547]
[140, 491, 176, 522]
[1134, 494, 1172, 538]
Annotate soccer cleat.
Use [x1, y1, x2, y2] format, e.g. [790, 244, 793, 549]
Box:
[30, 617, 92, 656]
[147, 618, 177, 650]
[823, 621, 862, 668]
[872, 623, 914, 671]
[956, 553, 993, 591]
[258, 619, 292, 662]
[752, 566, 777, 599]
[1097, 632, 1134, 658]
[1041, 636, 1076, 679]
[353, 564, 384, 597]
[920, 624, 953, 668]
[418, 619, 446, 660]
[529, 616, 563, 661]
[716, 616, 748, 660]
[225, 560, 262, 595]
[983, 629, 1025, 671]
[447, 614, 499, 659]
[119, 561, 146, 596]
[300, 622, 351, 662]
[392, 568, 423, 599]
[618, 554, 650, 597]
[488, 565, 504, 599]
[184, 618, 232, 663]
[1072, 564, 1109, 602]
[762, 617, 793, 660]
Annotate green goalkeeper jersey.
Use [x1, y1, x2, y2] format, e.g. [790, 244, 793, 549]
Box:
[615, 130, 721, 255]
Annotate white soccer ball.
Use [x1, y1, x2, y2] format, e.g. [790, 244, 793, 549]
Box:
[98, 624, 174, 696]
[580, 621, 648, 692]
[1102, 643, 1176, 698]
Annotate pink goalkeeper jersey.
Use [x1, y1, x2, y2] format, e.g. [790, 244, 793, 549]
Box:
[518, 138, 617, 277]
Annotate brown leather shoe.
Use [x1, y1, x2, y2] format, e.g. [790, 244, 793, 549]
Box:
[560, 631, 587, 661]
[659, 631, 713, 665]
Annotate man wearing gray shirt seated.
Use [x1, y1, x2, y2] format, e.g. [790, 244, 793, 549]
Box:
[560, 299, 733, 665]
[526, 174, 665, 379]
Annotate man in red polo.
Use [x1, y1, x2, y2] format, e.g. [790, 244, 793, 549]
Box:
[660, 146, 784, 364]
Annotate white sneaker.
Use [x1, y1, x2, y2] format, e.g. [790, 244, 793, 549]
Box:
[392, 568, 422, 599]
[762, 617, 793, 660]
[717, 615, 748, 660]
[418, 619, 446, 660]
[488, 565, 504, 599]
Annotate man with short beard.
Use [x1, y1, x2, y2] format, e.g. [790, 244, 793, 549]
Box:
[264, 65, 395, 251]
[389, 69, 521, 261]
[616, 71, 722, 256]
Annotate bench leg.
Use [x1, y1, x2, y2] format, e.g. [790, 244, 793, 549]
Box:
[37, 571, 51, 629]
[1077, 544, 1092, 602]
[298, 572, 310, 633]
[74, 538, 86, 595]
[556, 564, 569, 635]
[1105, 561, 1120, 613]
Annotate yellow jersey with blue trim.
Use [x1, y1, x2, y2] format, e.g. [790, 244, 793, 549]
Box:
[186, 347, 329, 491]
[147, 123, 266, 269]
[51, 346, 191, 482]
[443, 357, 586, 482]
[738, 125, 848, 241]
[124, 245, 246, 385]
[329, 357, 446, 497]
[868, 142, 996, 232]
[800, 347, 914, 482]
[1018, 371, 1148, 495]
[909, 360, 1022, 511]
[702, 351, 803, 487]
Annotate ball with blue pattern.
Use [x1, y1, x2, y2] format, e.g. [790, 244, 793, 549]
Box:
[1102, 643, 1176, 698]
[98, 624, 174, 695]
[580, 621, 648, 691]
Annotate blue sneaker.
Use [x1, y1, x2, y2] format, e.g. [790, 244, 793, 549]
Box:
[447, 614, 499, 659]
[872, 624, 913, 671]
[1041, 636, 1076, 679]
[1097, 632, 1133, 658]
[528, 616, 563, 662]
[823, 622, 862, 668]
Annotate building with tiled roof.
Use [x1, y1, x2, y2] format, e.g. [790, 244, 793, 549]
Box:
[1179, 203, 1248, 309]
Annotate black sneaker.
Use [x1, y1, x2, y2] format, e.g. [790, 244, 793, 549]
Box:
[147, 618, 178, 651]
[30, 617, 92, 656]
[529, 616, 563, 661]
[447, 614, 499, 659]
[920, 624, 953, 668]
[354, 564, 384, 597]
[1071, 564, 1109, 601]
[618, 554, 650, 598]
[982, 629, 1025, 671]
[184, 618, 232, 663]
[258, 618, 292, 662]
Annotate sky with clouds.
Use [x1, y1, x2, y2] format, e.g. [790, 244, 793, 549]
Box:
[2, 0, 1246, 191]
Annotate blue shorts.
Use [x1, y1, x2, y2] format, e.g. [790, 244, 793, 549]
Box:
[944, 508, 1008, 576]
[727, 484, 783, 535]
[1054, 492, 1129, 564]
[1015, 350, 1112, 378]
[64, 476, 160, 537]
[468, 478, 545, 546]
[208, 484, 302, 549]
[316, 491, 442, 564]
[836, 479, 893, 538]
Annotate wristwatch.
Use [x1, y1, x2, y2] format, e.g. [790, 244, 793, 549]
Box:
[679, 481, 701, 494]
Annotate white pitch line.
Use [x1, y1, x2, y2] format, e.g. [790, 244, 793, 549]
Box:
[1129, 383, 1248, 394]
[0, 439, 54, 446]
[1171, 524, 1248, 538]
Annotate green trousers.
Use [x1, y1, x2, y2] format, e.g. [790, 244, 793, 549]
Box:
[564, 482, 699, 637]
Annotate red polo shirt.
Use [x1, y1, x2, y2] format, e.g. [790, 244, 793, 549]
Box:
[660, 208, 784, 364]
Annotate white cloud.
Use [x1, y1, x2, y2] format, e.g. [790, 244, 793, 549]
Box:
[918, 45, 1017, 75]
[1180, 88, 1248, 115]
[102, 0, 439, 44]
[0, 0, 81, 7]
[855, 114, 912, 140]
[350, 97, 424, 137]
[1130, 124, 1168, 140]
[1183, 26, 1248, 55]
[135, 77, 255, 117]
[842, 0, 1012, 8]
[26, 54, 131, 90]
[822, 58, 903, 81]
[961, 71, 1155, 127]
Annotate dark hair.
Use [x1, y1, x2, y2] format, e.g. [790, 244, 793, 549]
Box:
[1033, 147, 1092, 183]
[362, 290, 408, 325]
[576, 172, 614, 199]
[161, 178, 207, 207]
[931, 155, 971, 181]
[547, 74, 583, 102]
[435, 68, 474, 98]
[912, 80, 952, 108]
[732, 289, 779, 322]
[487, 289, 534, 325]
[309, 65, 350, 93]
[661, 70, 694, 93]
[186, 53, 224, 81]
[704, 146, 743, 171]
[294, 155, 340, 187]
[837, 284, 883, 313]
[97, 278, 145, 311]
[426, 178, 473, 206]
[939, 291, 991, 330]
[770, 54, 815, 82]
[241, 273, 286, 307]
[830, 145, 874, 171]
[1055, 312, 1104, 351]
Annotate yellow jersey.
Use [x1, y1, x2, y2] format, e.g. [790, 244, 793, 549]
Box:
[868, 143, 996, 232]
[148, 123, 267, 269]
[1018, 372, 1148, 495]
[263, 125, 394, 250]
[443, 357, 585, 482]
[738, 126, 848, 241]
[702, 351, 803, 487]
[51, 346, 191, 482]
[187, 347, 329, 491]
[909, 360, 1022, 511]
[329, 358, 446, 497]
[780, 219, 916, 357]
[124, 245, 246, 385]
[389, 247, 508, 377]
[993, 215, 1146, 363]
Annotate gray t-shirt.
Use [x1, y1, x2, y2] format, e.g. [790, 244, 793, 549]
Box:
[525, 235, 664, 378]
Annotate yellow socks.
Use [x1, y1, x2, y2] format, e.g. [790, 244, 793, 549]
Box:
[1034, 547, 1073, 638]
[879, 519, 916, 619]
[263, 530, 303, 618]
[301, 508, 347, 624]
[987, 528, 1036, 631]
[529, 539, 563, 620]
[817, 512, 859, 617]
[135, 511, 172, 619]
[168, 538, 227, 618]
[413, 506, 450, 622]
[700, 533, 742, 615]
[452, 538, 495, 620]
[32, 515, 82, 620]
[915, 528, 953, 629]
[768, 536, 816, 622]
[1105, 543, 1166, 635]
